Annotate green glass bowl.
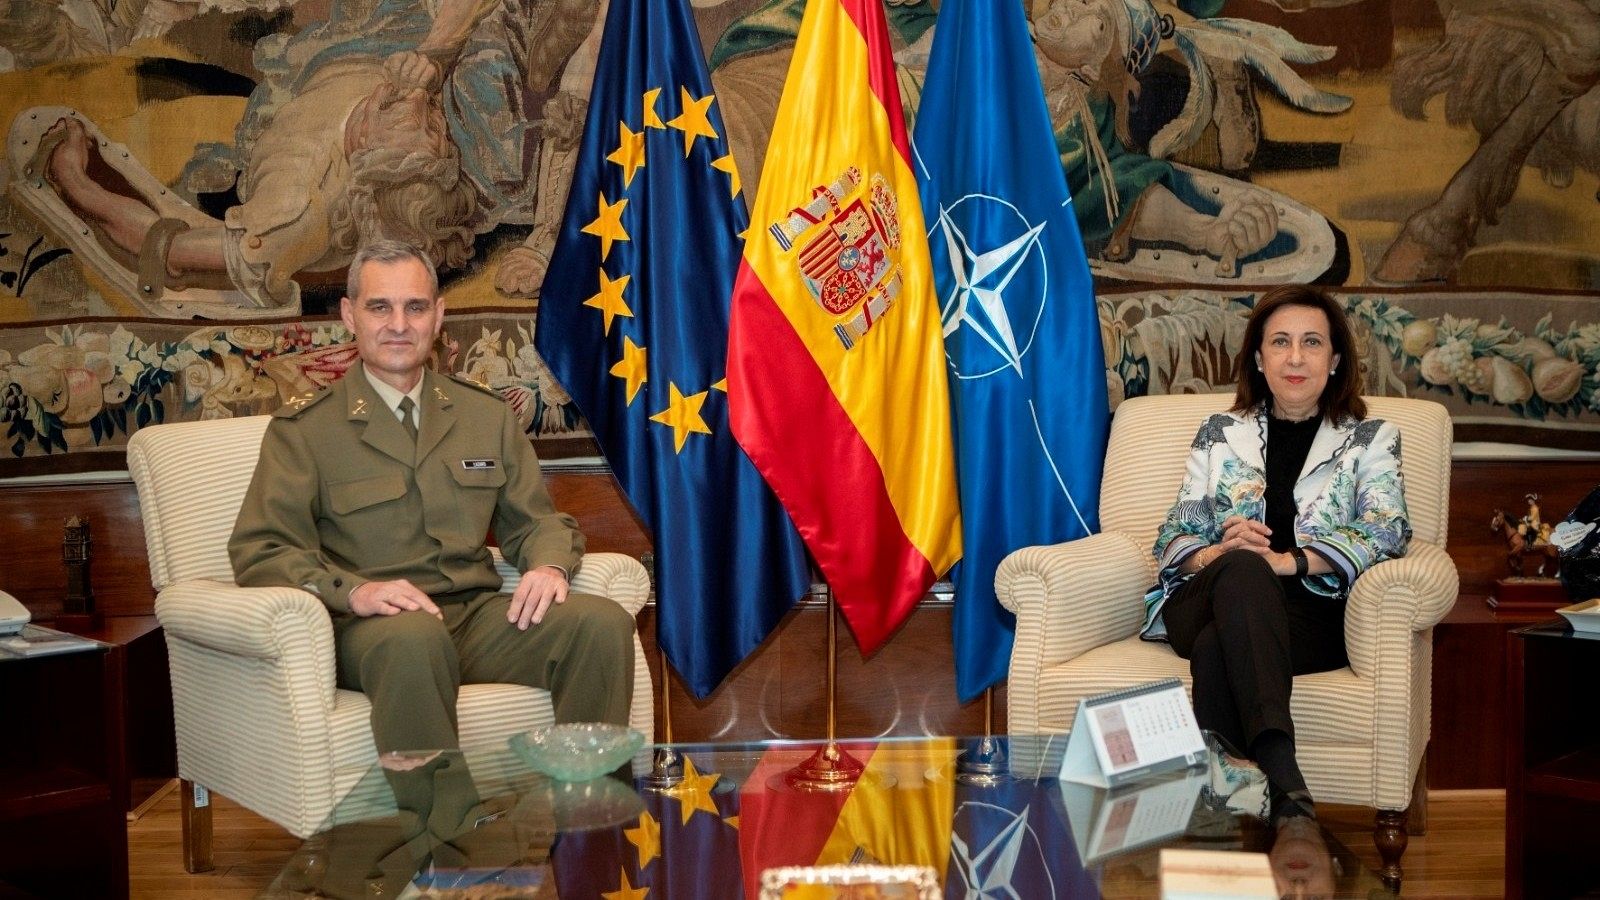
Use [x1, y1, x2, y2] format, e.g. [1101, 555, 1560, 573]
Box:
[510, 722, 645, 782]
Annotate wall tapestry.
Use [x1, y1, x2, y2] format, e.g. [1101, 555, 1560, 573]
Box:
[1, 0, 1596, 475]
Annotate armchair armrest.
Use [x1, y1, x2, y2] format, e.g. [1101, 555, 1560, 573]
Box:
[156, 580, 330, 658]
[1343, 540, 1459, 678]
[154, 579, 337, 702]
[997, 531, 1154, 673]
[490, 549, 652, 617]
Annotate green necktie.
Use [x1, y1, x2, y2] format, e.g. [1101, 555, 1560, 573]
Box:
[398, 396, 418, 443]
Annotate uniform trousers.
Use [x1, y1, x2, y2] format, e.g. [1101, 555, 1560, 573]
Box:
[1162, 550, 1349, 755]
[287, 753, 516, 895]
[334, 588, 636, 753]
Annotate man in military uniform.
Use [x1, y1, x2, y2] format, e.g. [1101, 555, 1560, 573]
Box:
[229, 239, 635, 754]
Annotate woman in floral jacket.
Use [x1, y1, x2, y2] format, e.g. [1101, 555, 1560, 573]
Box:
[1143, 285, 1411, 825]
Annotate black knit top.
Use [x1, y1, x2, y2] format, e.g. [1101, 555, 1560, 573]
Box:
[1265, 412, 1322, 556]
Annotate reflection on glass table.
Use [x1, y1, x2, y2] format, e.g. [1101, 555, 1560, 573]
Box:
[263, 733, 1396, 899]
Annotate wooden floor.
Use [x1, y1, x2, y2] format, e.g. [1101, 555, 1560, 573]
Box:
[127, 786, 1507, 897]
[1322, 793, 1507, 898]
[129, 789, 298, 900]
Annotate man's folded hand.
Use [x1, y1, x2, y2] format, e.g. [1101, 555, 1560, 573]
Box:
[350, 579, 444, 619]
[508, 565, 568, 630]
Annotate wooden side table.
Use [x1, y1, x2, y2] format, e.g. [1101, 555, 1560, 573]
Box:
[1505, 622, 1600, 900]
[65, 616, 176, 813]
[0, 640, 129, 898]
[1430, 594, 1552, 789]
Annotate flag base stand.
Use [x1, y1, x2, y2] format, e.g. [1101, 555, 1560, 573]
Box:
[771, 586, 885, 793]
[640, 746, 684, 792]
[955, 735, 1008, 787]
[644, 635, 684, 793]
[778, 741, 866, 793]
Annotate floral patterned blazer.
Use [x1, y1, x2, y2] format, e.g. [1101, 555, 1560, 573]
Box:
[1140, 404, 1413, 641]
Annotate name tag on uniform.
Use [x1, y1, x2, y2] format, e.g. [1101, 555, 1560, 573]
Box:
[461, 459, 497, 470]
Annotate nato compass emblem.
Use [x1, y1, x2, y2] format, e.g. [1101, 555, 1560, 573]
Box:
[927, 191, 1092, 534]
[929, 194, 1049, 381]
[948, 799, 1062, 899]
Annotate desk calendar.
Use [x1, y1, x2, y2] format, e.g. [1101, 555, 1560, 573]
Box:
[1059, 678, 1207, 788]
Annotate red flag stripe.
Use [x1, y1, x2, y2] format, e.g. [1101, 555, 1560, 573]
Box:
[728, 262, 935, 651]
[738, 742, 879, 898]
[836, 0, 912, 165]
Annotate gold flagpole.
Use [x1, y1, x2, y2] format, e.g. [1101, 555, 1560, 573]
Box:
[643, 593, 683, 791]
[957, 683, 1006, 786]
[782, 582, 863, 791]
[661, 647, 674, 744]
[826, 584, 837, 742]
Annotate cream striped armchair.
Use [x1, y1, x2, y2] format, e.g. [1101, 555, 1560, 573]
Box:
[127, 415, 654, 872]
[997, 394, 1456, 888]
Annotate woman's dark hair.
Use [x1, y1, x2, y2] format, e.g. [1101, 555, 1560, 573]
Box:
[1232, 284, 1365, 423]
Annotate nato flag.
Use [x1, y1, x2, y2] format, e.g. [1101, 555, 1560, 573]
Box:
[946, 738, 1097, 899]
[536, 0, 810, 698]
[913, 0, 1111, 702]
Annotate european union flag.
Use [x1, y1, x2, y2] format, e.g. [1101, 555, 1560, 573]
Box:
[912, 0, 1111, 702]
[536, 0, 810, 698]
[552, 756, 743, 898]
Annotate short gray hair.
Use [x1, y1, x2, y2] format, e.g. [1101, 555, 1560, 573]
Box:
[346, 240, 440, 300]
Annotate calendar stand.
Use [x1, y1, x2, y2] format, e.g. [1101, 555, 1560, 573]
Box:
[1059, 678, 1207, 789]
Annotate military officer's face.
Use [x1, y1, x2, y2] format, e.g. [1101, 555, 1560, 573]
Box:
[341, 257, 445, 392]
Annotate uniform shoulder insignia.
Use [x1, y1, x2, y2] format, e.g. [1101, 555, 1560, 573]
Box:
[274, 387, 333, 418]
[448, 373, 503, 399]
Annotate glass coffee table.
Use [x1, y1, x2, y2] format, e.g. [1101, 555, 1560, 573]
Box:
[265, 734, 1395, 898]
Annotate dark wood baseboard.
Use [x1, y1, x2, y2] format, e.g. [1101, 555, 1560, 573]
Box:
[638, 593, 999, 742]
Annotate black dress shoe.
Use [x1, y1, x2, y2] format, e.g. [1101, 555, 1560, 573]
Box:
[1270, 787, 1317, 824]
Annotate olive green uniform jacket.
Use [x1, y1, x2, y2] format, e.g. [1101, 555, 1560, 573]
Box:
[229, 362, 583, 612]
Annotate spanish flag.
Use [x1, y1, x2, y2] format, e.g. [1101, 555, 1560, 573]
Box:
[737, 741, 956, 899]
[727, 0, 961, 652]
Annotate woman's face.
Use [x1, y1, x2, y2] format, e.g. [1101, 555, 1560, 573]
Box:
[1031, 0, 1114, 81]
[1271, 817, 1336, 899]
[1254, 304, 1341, 416]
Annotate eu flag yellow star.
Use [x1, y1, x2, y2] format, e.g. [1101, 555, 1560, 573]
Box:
[601, 867, 649, 900]
[665, 86, 719, 157]
[711, 377, 727, 393]
[711, 153, 741, 198]
[642, 87, 665, 129]
[610, 336, 648, 404]
[649, 383, 713, 454]
[584, 270, 633, 335]
[608, 122, 647, 188]
[582, 192, 631, 260]
[663, 756, 721, 825]
[624, 809, 661, 870]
